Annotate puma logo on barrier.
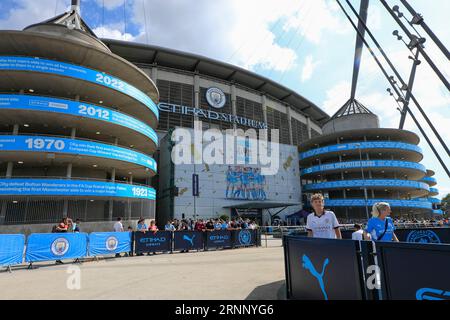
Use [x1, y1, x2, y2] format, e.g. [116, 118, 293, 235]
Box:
[302, 254, 330, 300]
[183, 234, 195, 246]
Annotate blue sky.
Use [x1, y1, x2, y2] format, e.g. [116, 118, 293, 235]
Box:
[0, 0, 448, 198]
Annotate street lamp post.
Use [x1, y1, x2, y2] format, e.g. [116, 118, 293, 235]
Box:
[356, 143, 370, 220]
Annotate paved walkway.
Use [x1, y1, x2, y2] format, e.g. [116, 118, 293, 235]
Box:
[0, 240, 285, 300]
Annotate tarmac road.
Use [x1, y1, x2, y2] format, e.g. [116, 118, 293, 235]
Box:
[0, 239, 285, 300]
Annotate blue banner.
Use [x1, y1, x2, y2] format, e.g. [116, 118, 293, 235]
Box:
[300, 141, 422, 160]
[303, 179, 429, 192]
[0, 56, 158, 119]
[324, 199, 433, 210]
[0, 179, 156, 200]
[205, 230, 232, 249]
[0, 234, 25, 267]
[301, 160, 426, 175]
[0, 94, 158, 145]
[25, 233, 88, 262]
[89, 232, 132, 256]
[173, 231, 204, 251]
[134, 231, 172, 253]
[232, 229, 257, 247]
[0, 135, 157, 173]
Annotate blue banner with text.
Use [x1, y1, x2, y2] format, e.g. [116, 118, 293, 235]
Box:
[0, 56, 158, 119]
[134, 231, 172, 253]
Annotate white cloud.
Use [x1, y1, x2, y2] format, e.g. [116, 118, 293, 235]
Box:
[282, 0, 351, 44]
[0, 0, 68, 30]
[301, 54, 321, 82]
[93, 26, 135, 41]
[94, 0, 125, 10]
[322, 80, 351, 114]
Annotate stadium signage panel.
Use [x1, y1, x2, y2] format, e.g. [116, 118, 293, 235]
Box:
[324, 199, 432, 210]
[158, 102, 268, 129]
[0, 135, 157, 172]
[303, 179, 430, 191]
[300, 141, 422, 160]
[0, 179, 156, 200]
[0, 56, 159, 119]
[0, 94, 158, 145]
[301, 160, 426, 175]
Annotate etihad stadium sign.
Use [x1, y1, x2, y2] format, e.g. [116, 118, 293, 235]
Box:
[158, 102, 268, 129]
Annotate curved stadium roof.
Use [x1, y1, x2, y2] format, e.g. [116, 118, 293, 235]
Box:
[102, 39, 330, 126]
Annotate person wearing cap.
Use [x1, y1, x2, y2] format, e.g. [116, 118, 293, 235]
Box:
[364, 202, 399, 242]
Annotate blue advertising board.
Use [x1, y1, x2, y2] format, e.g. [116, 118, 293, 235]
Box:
[25, 233, 88, 263]
[0, 56, 158, 119]
[134, 231, 172, 253]
[0, 94, 158, 145]
[0, 234, 25, 267]
[0, 135, 157, 172]
[0, 179, 156, 200]
[303, 179, 429, 192]
[89, 232, 132, 256]
[284, 236, 364, 300]
[205, 230, 232, 249]
[232, 229, 257, 247]
[375, 241, 450, 300]
[324, 199, 433, 210]
[300, 141, 422, 160]
[301, 160, 426, 175]
[173, 231, 204, 251]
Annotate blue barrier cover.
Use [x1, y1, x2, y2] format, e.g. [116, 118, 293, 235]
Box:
[0, 179, 156, 200]
[0, 56, 159, 119]
[0, 135, 157, 173]
[89, 232, 132, 256]
[25, 233, 88, 262]
[0, 234, 25, 267]
[0, 94, 158, 145]
[173, 231, 204, 251]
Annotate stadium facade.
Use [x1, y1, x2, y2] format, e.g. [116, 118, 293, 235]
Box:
[0, 6, 441, 231]
[298, 100, 441, 219]
[100, 40, 330, 224]
[0, 8, 159, 230]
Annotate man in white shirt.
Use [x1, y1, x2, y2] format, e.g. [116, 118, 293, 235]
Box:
[113, 217, 124, 232]
[306, 193, 342, 239]
[351, 224, 365, 240]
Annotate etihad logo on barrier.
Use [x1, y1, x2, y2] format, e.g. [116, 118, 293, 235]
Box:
[209, 235, 230, 241]
[302, 254, 330, 300]
[140, 237, 166, 243]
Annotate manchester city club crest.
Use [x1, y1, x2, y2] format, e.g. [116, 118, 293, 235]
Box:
[106, 236, 119, 251]
[239, 229, 252, 245]
[206, 87, 226, 109]
[51, 238, 70, 256]
[406, 230, 441, 244]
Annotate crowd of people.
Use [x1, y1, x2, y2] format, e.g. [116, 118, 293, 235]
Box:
[304, 193, 449, 242]
[135, 217, 259, 232]
[52, 216, 259, 234]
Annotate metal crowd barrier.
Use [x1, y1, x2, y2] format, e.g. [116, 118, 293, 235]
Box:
[284, 235, 450, 300]
[0, 229, 261, 272]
